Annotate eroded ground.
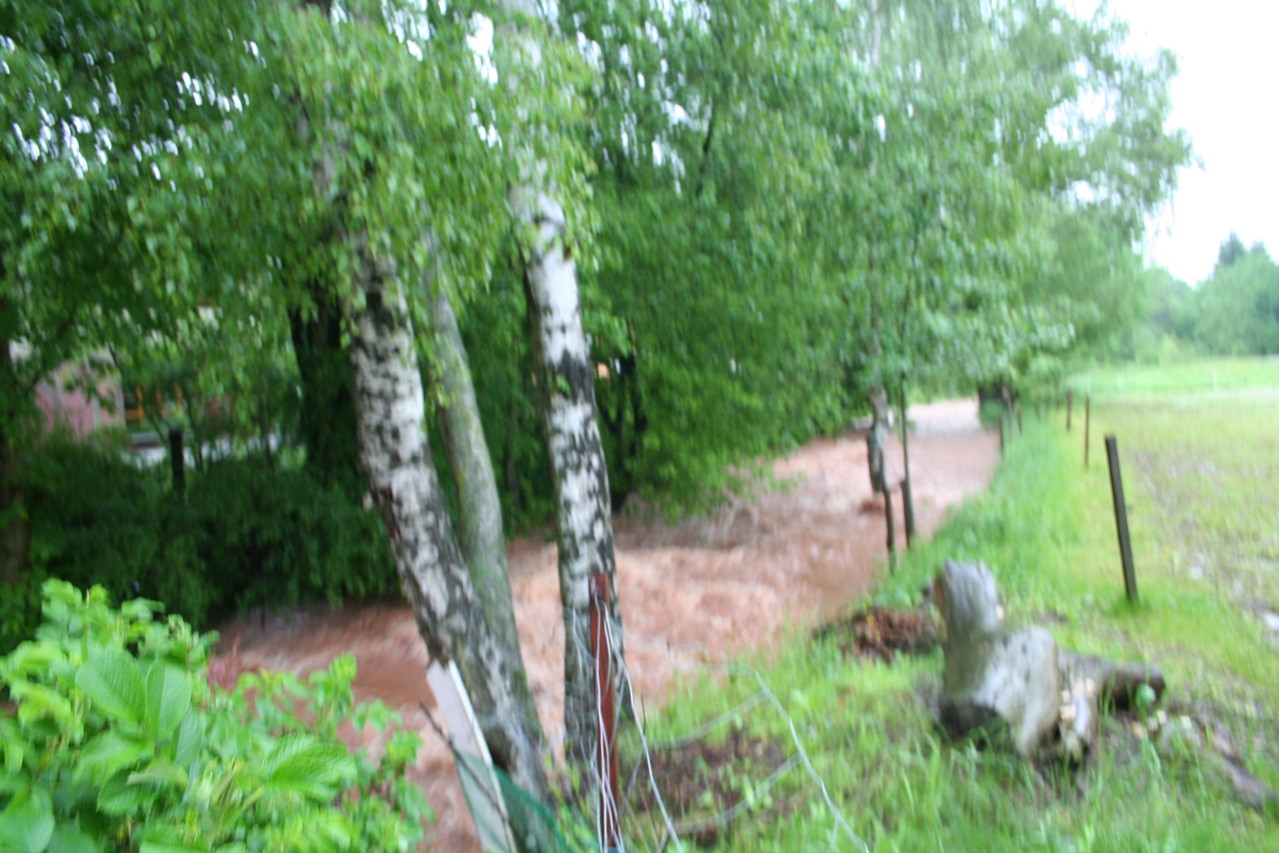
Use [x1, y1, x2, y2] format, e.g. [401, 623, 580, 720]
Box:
[218, 399, 998, 850]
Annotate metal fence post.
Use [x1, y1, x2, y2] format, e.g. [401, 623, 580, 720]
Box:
[590, 573, 621, 852]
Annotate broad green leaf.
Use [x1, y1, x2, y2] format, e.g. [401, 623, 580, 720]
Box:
[260, 735, 355, 800]
[13, 684, 75, 730]
[76, 649, 145, 726]
[0, 787, 54, 853]
[143, 664, 191, 740]
[3, 643, 63, 680]
[3, 737, 24, 776]
[72, 731, 151, 783]
[45, 825, 99, 853]
[137, 824, 203, 853]
[127, 758, 188, 790]
[96, 773, 159, 816]
[172, 713, 204, 768]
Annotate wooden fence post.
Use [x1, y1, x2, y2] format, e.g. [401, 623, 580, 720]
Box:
[1104, 435, 1138, 604]
[1084, 395, 1091, 468]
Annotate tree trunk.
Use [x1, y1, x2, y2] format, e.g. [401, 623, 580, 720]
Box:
[898, 384, 915, 546]
[517, 187, 622, 781]
[428, 286, 530, 686]
[932, 561, 1061, 757]
[347, 249, 548, 803]
[498, 0, 626, 796]
[289, 287, 362, 494]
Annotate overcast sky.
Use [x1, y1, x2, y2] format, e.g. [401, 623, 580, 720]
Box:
[1063, 0, 1279, 285]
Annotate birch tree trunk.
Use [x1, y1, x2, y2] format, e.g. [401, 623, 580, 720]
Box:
[497, 0, 625, 789]
[348, 248, 548, 801]
[428, 286, 532, 693]
[517, 188, 621, 778]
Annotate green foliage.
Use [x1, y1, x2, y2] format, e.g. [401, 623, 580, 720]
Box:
[0, 580, 430, 852]
[180, 457, 397, 615]
[25, 434, 211, 627]
[1190, 246, 1279, 356]
[18, 438, 395, 652]
[1136, 240, 1279, 360]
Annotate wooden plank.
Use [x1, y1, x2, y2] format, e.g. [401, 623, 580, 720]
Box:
[427, 660, 517, 853]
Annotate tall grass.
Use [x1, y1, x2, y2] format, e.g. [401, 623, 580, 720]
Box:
[622, 360, 1279, 851]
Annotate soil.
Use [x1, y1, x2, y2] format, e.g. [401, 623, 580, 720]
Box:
[214, 398, 998, 850]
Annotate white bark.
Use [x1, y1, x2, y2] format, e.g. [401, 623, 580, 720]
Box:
[517, 183, 622, 779]
[348, 248, 548, 802]
[497, 0, 625, 788]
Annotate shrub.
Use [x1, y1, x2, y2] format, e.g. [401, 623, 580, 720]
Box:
[180, 457, 398, 617]
[25, 434, 212, 625]
[0, 580, 430, 852]
[18, 439, 397, 653]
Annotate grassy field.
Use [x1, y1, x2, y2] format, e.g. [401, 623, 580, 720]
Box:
[617, 358, 1279, 851]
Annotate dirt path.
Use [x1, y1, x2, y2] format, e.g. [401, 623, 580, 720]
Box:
[218, 399, 997, 850]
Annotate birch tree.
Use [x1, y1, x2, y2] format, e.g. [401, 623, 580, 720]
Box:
[494, 0, 624, 793]
[266, 0, 552, 798]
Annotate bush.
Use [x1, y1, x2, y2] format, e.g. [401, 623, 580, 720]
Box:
[18, 439, 397, 654]
[180, 457, 398, 617]
[26, 434, 212, 625]
[0, 580, 430, 851]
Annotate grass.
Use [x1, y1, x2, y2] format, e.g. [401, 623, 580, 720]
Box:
[618, 357, 1279, 851]
[1070, 355, 1279, 399]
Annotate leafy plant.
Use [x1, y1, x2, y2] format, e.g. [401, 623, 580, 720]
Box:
[0, 580, 430, 852]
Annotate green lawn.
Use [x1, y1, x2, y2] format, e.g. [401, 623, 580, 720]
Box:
[618, 357, 1279, 851]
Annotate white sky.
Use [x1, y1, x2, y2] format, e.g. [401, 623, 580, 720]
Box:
[1065, 0, 1279, 284]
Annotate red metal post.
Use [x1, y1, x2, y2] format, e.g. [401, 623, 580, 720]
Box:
[589, 573, 620, 851]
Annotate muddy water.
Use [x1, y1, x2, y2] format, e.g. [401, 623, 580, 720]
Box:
[217, 399, 998, 850]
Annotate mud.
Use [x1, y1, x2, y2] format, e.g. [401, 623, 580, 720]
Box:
[814, 607, 941, 663]
[215, 398, 997, 850]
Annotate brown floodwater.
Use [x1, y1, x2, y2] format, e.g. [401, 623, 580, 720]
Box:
[216, 399, 998, 850]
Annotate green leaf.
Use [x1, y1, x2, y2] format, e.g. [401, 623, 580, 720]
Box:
[73, 731, 151, 783]
[45, 825, 99, 853]
[144, 664, 191, 740]
[96, 772, 159, 816]
[127, 758, 188, 790]
[3, 643, 63, 680]
[0, 787, 54, 853]
[76, 649, 145, 726]
[260, 735, 355, 800]
[137, 823, 203, 853]
[3, 737, 24, 776]
[172, 713, 204, 768]
[13, 684, 75, 730]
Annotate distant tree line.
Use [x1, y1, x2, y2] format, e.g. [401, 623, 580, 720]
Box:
[1140, 233, 1279, 358]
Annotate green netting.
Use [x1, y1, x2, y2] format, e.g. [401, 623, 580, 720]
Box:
[453, 747, 575, 852]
